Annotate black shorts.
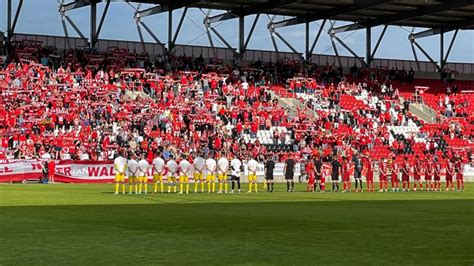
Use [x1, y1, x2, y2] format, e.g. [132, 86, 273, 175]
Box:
[354, 171, 362, 179]
[285, 172, 294, 180]
[265, 173, 274, 180]
[331, 174, 339, 181]
[315, 174, 322, 180]
[230, 175, 240, 181]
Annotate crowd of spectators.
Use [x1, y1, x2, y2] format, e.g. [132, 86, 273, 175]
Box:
[1, 41, 473, 169]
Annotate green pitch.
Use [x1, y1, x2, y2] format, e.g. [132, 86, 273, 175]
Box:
[0, 183, 473, 265]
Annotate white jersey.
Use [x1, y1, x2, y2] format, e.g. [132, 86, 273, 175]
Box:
[247, 159, 258, 175]
[205, 158, 217, 174]
[138, 159, 149, 177]
[217, 157, 229, 175]
[230, 158, 242, 176]
[128, 159, 139, 176]
[114, 156, 127, 174]
[194, 156, 206, 174]
[167, 160, 178, 176]
[153, 157, 165, 174]
[179, 159, 192, 177]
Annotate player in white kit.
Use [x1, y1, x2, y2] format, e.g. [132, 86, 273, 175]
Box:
[179, 155, 192, 194]
[137, 155, 150, 194]
[152, 152, 166, 193]
[205, 155, 217, 193]
[194, 154, 206, 193]
[166, 155, 179, 193]
[230, 155, 242, 193]
[113, 154, 127, 195]
[247, 157, 259, 193]
[217, 153, 230, 193]
[127, 157, 139, 194]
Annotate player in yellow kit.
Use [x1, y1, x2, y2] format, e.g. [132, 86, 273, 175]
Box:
[114, 154, 127, 195]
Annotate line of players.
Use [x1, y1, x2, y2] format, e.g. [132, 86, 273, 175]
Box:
[113, 152, 259, 195]
[113, 152, 466, 195]
[315, 154, 466, 193]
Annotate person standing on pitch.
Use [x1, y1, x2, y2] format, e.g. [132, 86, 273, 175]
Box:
[330, 155, 341, 192]
[193, 153, 206, 193]
[390, 157, 400, 192]
[433, 157, 442, 192]
[152, 153, 166, 193]
[401, 156, 411, 192]
[342, 156, 351, 192]
[365, 157, 375, 192]
[425, 157, 434, 191]
[413, 155, 423, 191]
[178, 154, 191, 194]
[205, 155, 217, 193]
[166, 155, 178, 193]
[230, 154, 242, 193]
[217, 153, 230, 193]
[137, 155, 150, 194]
[247, 156, 258, 193]
[314, 154, 323, 192]
[127, 156, 139, 194]
[446, 158, 455, 192]
[455, 155, 464, 191]
[284, 154, 296, 192]
[352, 152, 363, 192]
[113, 154, 127, 195]
[265, 154, 275, 192]
[379, 158, 388, 192]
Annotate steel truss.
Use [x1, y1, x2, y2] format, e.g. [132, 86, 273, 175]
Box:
[1, 0, 471, 67]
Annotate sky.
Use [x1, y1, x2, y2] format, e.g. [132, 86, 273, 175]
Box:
[1, 0, 473, 63]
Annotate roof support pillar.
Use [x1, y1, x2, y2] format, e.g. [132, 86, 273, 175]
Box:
[366, 26, 371, 66]
[90, 1, 97, 48]
[239, 15, 245, 54]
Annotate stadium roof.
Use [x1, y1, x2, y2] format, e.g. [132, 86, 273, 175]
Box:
[63, 0, 474, 30]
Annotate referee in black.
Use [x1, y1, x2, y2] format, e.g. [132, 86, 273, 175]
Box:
[284, 154, 296, 192]
[331, 155, 342, 192]
[265, 154, 275, 192]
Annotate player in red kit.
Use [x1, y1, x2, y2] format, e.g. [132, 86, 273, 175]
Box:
[365, 157, 375, 192]
[48, 159, 56, 184]
[433, 158, 442, 191]
[455, 156, 464, 191]
[446, 158, 455, 192]
[425, 159, 434, 191]
[401, 156, 411, 192]
[379, 158, 388, 192]
[306, 159, 315, 192]
[342, 156, 351, 192]
[413, 155, 423, 191]
[390, 157, 399, 192]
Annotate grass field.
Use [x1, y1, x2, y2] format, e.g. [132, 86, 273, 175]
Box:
[0, 183, 473, 265]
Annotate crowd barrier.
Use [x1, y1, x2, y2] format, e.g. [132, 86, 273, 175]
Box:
[1, 160, 473, 183]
